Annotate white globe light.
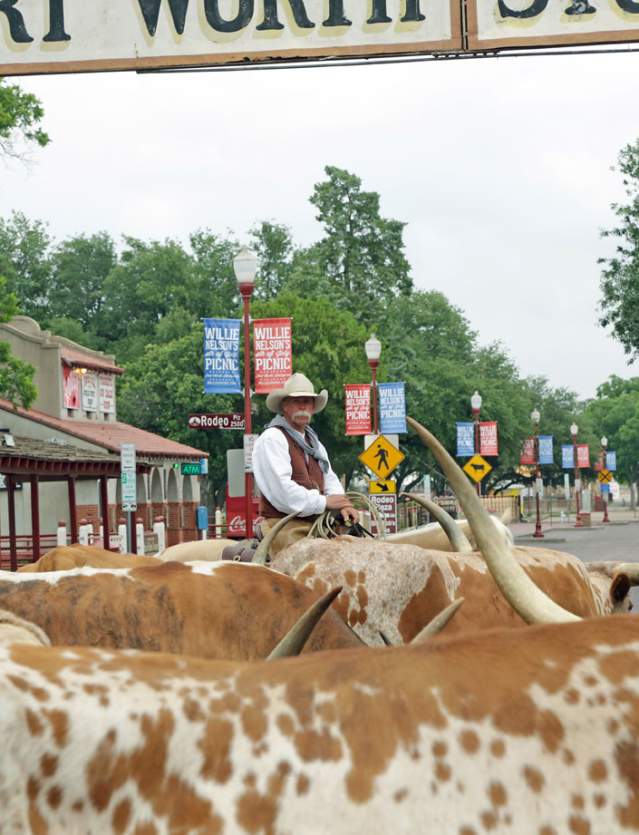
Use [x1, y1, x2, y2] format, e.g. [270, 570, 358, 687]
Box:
[530, 408, 541, 425]
[470, 391, 482, 411]
[365, 334, 382, 362]
[601, 436, 608, 448]
[570, 422, 578, 437]
[233, 246, 258, 286]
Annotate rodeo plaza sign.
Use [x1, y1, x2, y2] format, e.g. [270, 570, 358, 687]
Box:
[3, 0, 639, 77]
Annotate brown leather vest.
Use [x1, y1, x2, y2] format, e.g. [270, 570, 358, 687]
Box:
[258, 427, 326, 519]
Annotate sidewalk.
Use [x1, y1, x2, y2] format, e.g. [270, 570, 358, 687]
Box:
[511, 507, 639, 542]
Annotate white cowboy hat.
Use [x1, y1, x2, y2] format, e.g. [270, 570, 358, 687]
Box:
[266, 373, 328, 414]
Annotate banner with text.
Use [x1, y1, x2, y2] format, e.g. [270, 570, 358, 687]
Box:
[62, 366, 80, 409]
[98, 373, 115, 414]
[203, 318, 241, 394]
[520, 438, 536, 466]
[562, 444, 590, 469]
[479, 421, 499, 456]
[81, 371, 99, 412]
[456, 422, 475, 457]
[577, 444, 590, 469]
[253, 318, 292, 394]
[378, 382, 407, 435]
[607, 451, 617, 471]
[562, 445, 574, 469]
[538, 435, 554, 465]
[344, 385, 371, 436]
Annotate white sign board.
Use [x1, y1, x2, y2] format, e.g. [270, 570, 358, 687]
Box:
[81, 371, 98, 412]
[0, 1, 459, 77]
[99, 373, 115, 414]
[370, 493, 398, 535]
[120, 442, 136, 510]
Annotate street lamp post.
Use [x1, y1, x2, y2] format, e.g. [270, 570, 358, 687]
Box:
[365, 334, 382, 435]
[571, 421, 582, 528]
[233, 246, 258, 540]
[531, 408, 544, 539]
[471, 391, 482, 496]
[601, 436, 610, 524]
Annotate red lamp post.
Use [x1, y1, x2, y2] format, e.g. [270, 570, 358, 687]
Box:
[571, 421, 582, 528]
[471, 390, 482, 496]
[531, 408, 544, 539]
[233, 246, 258, 539]
[365, 334, 382, 435]
[601, 435, 610, 524]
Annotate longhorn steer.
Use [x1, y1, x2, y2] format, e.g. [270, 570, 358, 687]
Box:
[2, 615, 639, 833]
[18, 545, 161, 572]
[271, 539, 609, 645]
[0, 562, 361, 659]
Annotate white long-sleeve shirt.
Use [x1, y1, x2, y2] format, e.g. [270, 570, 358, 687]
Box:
[252, 426, 344, 517]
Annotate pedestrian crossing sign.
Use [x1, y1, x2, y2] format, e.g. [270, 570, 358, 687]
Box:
[359, 435, 405, 479]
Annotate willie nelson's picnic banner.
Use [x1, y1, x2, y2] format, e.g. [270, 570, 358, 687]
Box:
[253, 318, 292, 394]
[344, 384, 371, 436]
[479, 421, 499, 456]
[203, 318, 241, 394]
[456, 422, 475, 457]
[378, 382, 407, 435]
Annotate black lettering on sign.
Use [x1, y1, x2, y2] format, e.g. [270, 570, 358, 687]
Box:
[136, 0, 190, 36]
[497, 0, 549, 17]
[0, 0, 33, 42]
[323, 0, 352, 26]
[615, 0, 639, 12]
[368, 0, 392, 23]
[43, 0, 70, 42]
[403, 0, 426, 21]
[205, 0, 254, 32]
[257, 0, 314, 30]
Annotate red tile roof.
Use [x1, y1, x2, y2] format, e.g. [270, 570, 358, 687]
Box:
[61, 347, 124, 376]
[0, 401, 207, 459]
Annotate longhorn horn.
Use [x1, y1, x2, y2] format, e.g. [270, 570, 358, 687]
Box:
[411, 598, 465, 644]
[379, 631, 392, 646]
[613, 563, 639, 585]
[267, 586, 343, 660]
[407, 416, 580, 624]
[401, 493, 473, 554]
[252, 512, 299, 565]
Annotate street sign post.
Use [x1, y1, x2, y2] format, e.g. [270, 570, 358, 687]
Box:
[463, 454, 492, 483]
[359, 435, 405, 479]
[188, 413, 245, 430]
[120, 443, 136, 552]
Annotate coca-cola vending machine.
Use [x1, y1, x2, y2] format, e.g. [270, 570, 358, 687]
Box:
[225, 449, 259, 539]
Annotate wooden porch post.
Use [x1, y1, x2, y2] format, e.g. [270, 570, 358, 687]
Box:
[30, 474, 40, 563]
[67, 476, 78, 544]
[100, 475, 111, 551]
[7, 474, 17, 572]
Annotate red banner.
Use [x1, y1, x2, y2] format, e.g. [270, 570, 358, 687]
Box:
[63, 366, 80, 409]
[479, 421, 499, 456]
[520, 437, 536, 466]
[253, 318, 292, 393]
[344, 384, 371, 436]
[577, 444, 590, 469]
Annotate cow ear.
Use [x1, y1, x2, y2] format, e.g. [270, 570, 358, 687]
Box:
[611, 573, 631, 604]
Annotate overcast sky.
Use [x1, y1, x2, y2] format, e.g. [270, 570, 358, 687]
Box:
[2, 48, 639, 400]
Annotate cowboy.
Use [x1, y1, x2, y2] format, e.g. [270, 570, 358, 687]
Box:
[253, 373, 358, 556]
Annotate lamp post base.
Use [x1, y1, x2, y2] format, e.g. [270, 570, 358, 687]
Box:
[574, 515, 583, 528]
[533, 527, 544, 538]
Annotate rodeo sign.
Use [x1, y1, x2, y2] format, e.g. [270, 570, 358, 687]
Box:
[4, 0, 639, 77]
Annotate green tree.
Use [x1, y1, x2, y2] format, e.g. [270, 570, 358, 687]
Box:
[599, 139, 639, 357]
[0, 211, 52, 321]
[0, 275, 36, 407]
[309, 166, 413, 322]
[0, 78, 49, 158]
[250, 221, 294, 299]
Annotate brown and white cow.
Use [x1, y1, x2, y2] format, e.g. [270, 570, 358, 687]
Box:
[18, 544, 161, 572]
[2, 614, 639, 833]
[0, 562, 362, 660]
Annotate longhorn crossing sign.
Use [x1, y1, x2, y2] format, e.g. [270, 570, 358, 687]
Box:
[463, 454, 492, 483]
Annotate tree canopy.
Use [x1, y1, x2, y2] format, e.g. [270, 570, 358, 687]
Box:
[0, 78, 49, 159]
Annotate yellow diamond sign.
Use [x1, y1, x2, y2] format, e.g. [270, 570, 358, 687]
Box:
[359, 435, 405, 479]
[598, 468, 613, 484]
[463, 454, 492, 483]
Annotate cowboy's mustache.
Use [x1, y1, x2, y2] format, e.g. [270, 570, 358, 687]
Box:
[293, 410, 312, 420]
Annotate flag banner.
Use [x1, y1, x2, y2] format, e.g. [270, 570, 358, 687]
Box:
[479, 421, 499, 456]
[203, 318, 241, 394]
[577, 444, 590, 469]
[607, 451, 617, 472]
[62, 366, 80, 409]
[561, 445, 574, 469]
[456, 422, 475, 457]
[378, 382, 407, 435]
[520, 438, 536, 466]
[253, 318, 292, 394]
[538, 435, 554, 465]
[344, 384, 371, 436]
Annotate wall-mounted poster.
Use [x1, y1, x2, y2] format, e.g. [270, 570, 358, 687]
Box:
[99, 373, 115, 414]
[81, 371, 98, 412]
[63, 366, 80, 409]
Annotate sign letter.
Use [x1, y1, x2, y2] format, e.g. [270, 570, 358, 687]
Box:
[0, 0, 33, 42]
[136, 0, 190, 36]
[497, 0, 549, 18]
[402, 0, 425, 21]
[257, 0, 314, 30]
[615, 0, 639, 12]
[323, 0, 352, 26]
[368, 0, 392, 23]
[44, 0, 70, 42]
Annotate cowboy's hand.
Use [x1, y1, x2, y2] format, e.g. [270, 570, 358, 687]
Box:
[340, 505, 359, 524]
[325, 495, 359, 523]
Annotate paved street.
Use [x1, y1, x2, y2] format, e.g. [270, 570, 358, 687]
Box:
[512, 511, 639, 607]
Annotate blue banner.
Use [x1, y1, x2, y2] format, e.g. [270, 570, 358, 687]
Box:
[203, 318, 241, 394]
[379, 382, 407, 434]
[456, 422, 475, 457]
[606, 451, 617, 472]
[561, 445, 574, 469]
[538, 435, 554, 465]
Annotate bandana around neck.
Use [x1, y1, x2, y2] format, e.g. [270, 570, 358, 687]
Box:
[268, 414, 330, 473]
